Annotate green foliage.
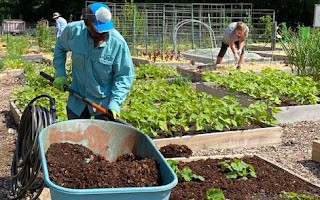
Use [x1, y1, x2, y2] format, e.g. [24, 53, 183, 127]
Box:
[206, 188, 226, 200]
[12, 63, 68, 121]
[135, 63, 180, 80]
[202, 68, 320, 106]
[36, 22, 56, 50]
[218, 158, 257, 180]
[115, 0, 145, 54]
[280, 26, 320, 80]
[0, 53, 32, 72]
[6, 35, 30, 54]
[280, 191, 315, 200]
[259, 15, 273, 42]
[122, 78, 277, 137]
[167, 160, 205, 182]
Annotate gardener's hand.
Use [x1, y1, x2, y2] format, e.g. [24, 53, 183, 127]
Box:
[53, 76, 68, 91]
[237, 49, 242, 56]
[108, 109, 120, 121]
[234, 53, 240, 63]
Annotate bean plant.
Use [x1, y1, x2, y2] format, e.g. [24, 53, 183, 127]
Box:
[218, 158, 257, 180]
[203, 68, 320, 106]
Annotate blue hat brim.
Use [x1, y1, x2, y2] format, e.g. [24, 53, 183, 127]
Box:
[95, 21, 114, 33]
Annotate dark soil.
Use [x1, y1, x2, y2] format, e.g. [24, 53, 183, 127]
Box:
[159, 143, 193, 158]
[46, 142, 320, 200]
[46, 143, 161, 189]
[169, 156, 320, 200]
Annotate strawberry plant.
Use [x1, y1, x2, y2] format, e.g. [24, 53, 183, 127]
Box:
[206, 188, 227, 200]
[167, 160, 205, 182]
[218, 158, 257, 180]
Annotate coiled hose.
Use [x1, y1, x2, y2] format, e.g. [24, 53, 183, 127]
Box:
[8, 95, 56, 200]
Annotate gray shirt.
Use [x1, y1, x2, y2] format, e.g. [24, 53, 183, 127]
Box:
[222, 22, 249, 44]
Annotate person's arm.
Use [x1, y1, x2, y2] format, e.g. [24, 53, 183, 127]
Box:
[229, 38, 238, 55]
[238, 37, 246, 52]
[108, 44, 135, 113]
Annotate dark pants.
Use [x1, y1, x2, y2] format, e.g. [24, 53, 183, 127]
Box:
[67, 106, 108, 120]
[217, 41, 244, 57]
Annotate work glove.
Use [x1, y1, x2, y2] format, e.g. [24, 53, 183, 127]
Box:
[108, 109, 120, 121]
[53, 76, 68, 91]
[234, 53, 240, 63]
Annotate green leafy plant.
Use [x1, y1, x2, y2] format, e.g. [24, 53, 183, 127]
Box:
[259, 15, 273, 42]
[206, 188, 226, 200]
[135, 63, 180, 80]
[121, 79, 277, 137]
[218, 158, 257, 180]
[280, 191, 315, 200]
[12, 62, 69, 121]
[6, 35, 31, 54]
[280, 26, 320, 80]
[203, 68, 320, 106]
[36, 22, 56, 50]
[167, 159, 205, 182]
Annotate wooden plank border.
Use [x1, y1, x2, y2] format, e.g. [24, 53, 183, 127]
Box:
[153, 126, 282, 150]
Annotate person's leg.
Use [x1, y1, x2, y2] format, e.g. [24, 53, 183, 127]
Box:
[216, 42, 228, 64]
[67, 106, 91, 120]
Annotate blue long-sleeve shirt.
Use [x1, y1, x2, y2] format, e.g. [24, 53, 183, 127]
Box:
[53, 20, 134, 116]
[55, 17, 67, 37]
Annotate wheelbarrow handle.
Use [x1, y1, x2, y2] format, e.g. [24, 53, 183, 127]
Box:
[40, 71, 131, 126]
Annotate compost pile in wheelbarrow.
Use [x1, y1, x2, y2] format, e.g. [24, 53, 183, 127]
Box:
[46, 143, 161, 189]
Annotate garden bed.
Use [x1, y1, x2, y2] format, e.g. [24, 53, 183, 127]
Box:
[312, 140, 320, 163]
[196, 82, 320, 123]
[153, 126, 282, 151]
[10, 99, 283, 151]
[169, 155, 320, 200]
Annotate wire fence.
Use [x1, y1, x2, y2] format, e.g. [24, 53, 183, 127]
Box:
[83, 2, 275, 55]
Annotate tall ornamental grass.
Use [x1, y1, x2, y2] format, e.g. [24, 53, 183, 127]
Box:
[280, 26, 320, 80]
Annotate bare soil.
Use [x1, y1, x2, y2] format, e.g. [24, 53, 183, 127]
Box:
[159, 143, 193, 158]
[169, 155, 320, 200]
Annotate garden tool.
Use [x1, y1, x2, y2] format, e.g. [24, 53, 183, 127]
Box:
[40, 71, 131, 126]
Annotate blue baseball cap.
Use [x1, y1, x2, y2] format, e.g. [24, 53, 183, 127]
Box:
[88, 3, 114, 33]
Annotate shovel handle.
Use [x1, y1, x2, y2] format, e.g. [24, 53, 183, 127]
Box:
[40, 71, 131, 126]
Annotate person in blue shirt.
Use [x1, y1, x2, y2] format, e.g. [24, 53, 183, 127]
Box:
[216, 21, 249, 70]
[52, 2, 135, 121]
[52, 12, 67, 37]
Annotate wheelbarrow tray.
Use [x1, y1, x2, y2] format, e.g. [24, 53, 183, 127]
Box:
[38, 119, 178, 200]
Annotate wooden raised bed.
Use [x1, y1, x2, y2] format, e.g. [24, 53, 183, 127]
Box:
[10, 99, 282, 151]
[169, 154, 320, 200]
[196, 82, 320, 124]
[312, 140, 320, 163]
[153, 126, 282, 151]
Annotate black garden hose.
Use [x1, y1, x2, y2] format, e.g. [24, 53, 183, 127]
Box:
[8, 94, 56, 200]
